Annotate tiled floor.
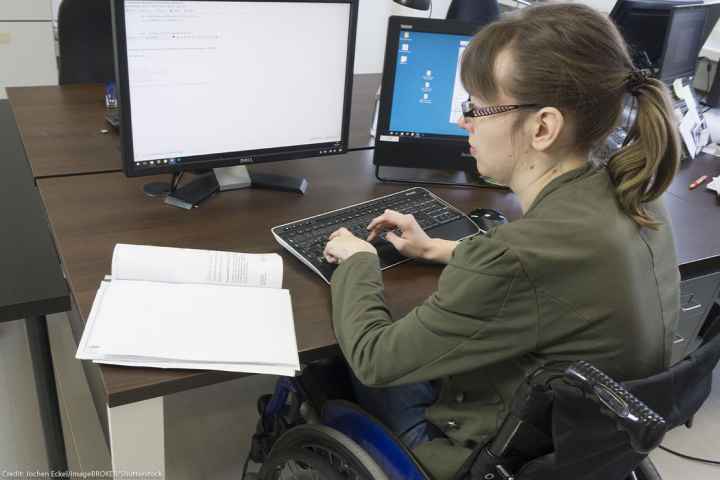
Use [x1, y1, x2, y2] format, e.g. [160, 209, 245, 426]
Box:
[1, 313, 719, 479]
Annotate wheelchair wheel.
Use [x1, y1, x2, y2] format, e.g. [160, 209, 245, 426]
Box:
[629, 458, 662, 480]
[258, 424, 389, 480]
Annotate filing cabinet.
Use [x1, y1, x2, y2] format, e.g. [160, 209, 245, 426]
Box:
[671, 271, 720, 364]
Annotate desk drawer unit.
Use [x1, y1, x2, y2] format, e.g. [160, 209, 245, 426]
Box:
[671, 272, 720, 364]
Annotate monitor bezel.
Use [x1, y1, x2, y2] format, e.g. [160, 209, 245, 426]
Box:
[659, 3, 710, 82]
[375, 15, 480, 171]
[111, 0, 359, 178]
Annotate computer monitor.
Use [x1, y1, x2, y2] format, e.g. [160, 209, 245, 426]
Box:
[374, 16, 488, 186]
[701, 1, 720, 46]
[660, 4, 709, 82]
[610, 0, 710, 83]
[112, 0, 358, 204]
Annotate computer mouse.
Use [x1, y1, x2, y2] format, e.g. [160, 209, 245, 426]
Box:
[468, 208, 508, 232]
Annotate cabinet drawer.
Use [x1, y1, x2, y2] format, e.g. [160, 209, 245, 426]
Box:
[671, 334, 688, 365]
[680, 272, 720, 321]
[675, 310, 704, 346]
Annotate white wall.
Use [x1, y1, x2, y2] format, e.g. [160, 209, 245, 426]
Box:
[354, 0, 453, 73]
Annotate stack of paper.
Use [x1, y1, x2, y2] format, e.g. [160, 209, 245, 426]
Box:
[76, 244, 300, 376]
[673, 78, 711, 159]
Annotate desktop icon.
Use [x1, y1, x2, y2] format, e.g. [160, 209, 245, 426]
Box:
[400, 55, 408, 64]
[426, 70, 432, 76]
[423, 93, 429, 99]
[404, 32, 410, 39]
[425, 82, 430, 88]
[402, 44, 409, 51]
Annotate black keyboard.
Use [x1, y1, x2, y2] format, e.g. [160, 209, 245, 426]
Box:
[272, 187, 480, 283]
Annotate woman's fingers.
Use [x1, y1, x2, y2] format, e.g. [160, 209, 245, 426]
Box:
[366, 209, 411, 240]
[328, 227, 351, 241]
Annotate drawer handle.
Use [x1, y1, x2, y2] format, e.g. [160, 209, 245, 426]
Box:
[673, 334, 686, 344]
[681, 303, 703, 313]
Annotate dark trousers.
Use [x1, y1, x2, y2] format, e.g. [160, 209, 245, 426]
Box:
[351, 375, 446, 449]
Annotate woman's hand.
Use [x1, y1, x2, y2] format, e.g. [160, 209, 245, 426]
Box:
[324, 228, 377, 264]
[366, 209, 459, 263]
[366, 209, 434, 260]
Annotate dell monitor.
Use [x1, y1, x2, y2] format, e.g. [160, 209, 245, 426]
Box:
[374, 16, 495, 186]
[112, 0, 358, 206]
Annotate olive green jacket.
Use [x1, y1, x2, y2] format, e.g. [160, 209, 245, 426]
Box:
[331, 164, 680, 479]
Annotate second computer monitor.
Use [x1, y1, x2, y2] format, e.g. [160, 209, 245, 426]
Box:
[610, 0, 710, 84]
[375, 16, 479, 176]
[660, 4, 708, 82]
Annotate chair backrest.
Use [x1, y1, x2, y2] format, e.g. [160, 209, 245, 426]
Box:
[625, 311, 720, 429]
[58, 0, 114, 84]
[458, 313, 720, 480]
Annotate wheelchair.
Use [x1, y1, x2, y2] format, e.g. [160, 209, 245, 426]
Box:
[248, 313, 720, 480]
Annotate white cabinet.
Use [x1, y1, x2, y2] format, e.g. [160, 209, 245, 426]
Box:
[0, 0, 52, 21]
[0, 0, 56, 99]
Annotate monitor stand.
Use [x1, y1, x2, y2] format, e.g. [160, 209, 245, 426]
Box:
[144, 166, 308, 210]
[375, 165, 506, 189]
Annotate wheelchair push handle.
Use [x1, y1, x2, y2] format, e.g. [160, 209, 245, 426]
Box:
[564, 361, 667, 454]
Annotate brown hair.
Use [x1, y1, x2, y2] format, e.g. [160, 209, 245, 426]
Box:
[460, 3, 680, 229]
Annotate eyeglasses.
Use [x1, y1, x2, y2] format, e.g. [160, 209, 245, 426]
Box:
[461, 99, 540, 118]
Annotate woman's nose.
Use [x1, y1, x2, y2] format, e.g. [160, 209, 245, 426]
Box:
[457, 116, 472, 132]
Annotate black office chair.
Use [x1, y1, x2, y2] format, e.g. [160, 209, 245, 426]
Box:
[57, 0, 115, 85]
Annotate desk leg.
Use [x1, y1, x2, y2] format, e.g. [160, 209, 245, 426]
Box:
[108, 397, 165, 479]
[25, 314, 68, 473]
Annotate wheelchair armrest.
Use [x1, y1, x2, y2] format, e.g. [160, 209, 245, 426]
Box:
[565, 361, 668, 454]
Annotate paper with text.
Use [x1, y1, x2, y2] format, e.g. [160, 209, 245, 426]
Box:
[112, 244, 283, 288]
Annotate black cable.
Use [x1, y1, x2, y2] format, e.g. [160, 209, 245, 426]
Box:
[659, 445, 720, 466]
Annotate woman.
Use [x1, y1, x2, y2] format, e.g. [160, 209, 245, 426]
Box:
[323, 3, 681, 478]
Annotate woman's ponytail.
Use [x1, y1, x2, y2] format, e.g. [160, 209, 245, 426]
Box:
[606, 76, 680, 229]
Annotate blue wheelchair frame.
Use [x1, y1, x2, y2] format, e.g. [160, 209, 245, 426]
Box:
[259, 376, 430, 479]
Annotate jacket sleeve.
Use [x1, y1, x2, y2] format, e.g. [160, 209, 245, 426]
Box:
[330, 236, 538, 387]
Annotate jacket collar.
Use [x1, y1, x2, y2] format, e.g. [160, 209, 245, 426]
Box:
[525, 162, 596, 215]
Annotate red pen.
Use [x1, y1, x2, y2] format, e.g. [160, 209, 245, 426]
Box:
[689, 175, 709, 190]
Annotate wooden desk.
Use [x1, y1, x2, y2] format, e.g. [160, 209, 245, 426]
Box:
[6, 74, 380, 179]
[37, 150, 524, 407]
[664, 153, 720, 276]
[0, 101, 71, 472]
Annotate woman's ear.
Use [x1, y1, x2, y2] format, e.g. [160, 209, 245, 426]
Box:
[529, 107, 565, 152]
